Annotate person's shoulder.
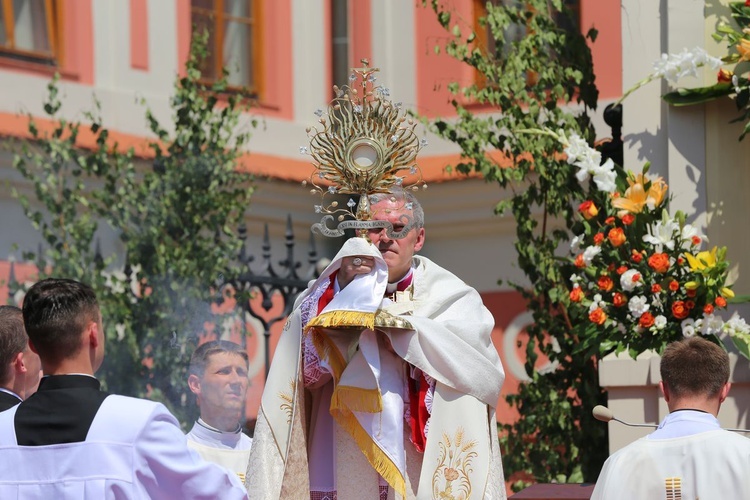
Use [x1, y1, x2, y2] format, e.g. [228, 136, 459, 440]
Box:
[240, 431, 253, 448]
[101, 394, 174, 423]
[414, 256, 471, 287]
[712, 429, 750, 448]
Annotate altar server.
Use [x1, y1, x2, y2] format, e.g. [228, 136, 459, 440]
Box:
[187, 340, 253, 484]
[0, 305, 41, 411]
[0, 278, 248, 499]
[591, 336, 750, 499]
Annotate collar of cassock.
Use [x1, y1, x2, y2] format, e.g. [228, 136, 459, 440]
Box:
[193, 417, 244, 448]
[385, 268, 413, 295]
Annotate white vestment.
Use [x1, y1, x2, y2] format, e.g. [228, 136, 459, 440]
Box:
[591, 410, 750, 500]
[187, 418, 253, 485]
[0, 395, 248, 499]
[245, 238, 506, 499]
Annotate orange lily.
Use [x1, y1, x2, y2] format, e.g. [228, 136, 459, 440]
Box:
[737, 38, 750, 62]
[612, 173, 668, 215]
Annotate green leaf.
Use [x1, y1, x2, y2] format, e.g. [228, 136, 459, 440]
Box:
[730, 334, 750, 360]
[662, 83, 734, 106]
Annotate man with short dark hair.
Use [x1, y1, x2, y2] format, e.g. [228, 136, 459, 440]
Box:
[592, 336, 750, 499]
[0, 305, 41, 411]
[0, 278, 248, 499]
[187, 340, 252, 484]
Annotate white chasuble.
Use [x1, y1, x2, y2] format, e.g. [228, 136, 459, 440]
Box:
[246, 238, 507, 499]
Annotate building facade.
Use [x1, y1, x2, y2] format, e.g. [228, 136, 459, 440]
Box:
[2, 0, 745, 439]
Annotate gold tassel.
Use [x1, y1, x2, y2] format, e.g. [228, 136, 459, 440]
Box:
[331, 408, 406, 497]
[308, 329, 347, 382]
[305, 310, 376, 330]
[331, 385, 383, 413]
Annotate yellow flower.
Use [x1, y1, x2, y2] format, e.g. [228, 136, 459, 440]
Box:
[685, 247, 718, 271]
[612, 173, 668, 215]
[684, 281, 699, 291]
[737, 38, 750, 62]
[721, 287, 735, 299]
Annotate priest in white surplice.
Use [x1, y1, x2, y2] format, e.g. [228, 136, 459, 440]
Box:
[591, 336, 750, 500]
[186, 340, 253, 486]
[245, 192, 507, 499]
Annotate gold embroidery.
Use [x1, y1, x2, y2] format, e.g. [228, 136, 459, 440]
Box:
[665, 477, 682, 500]
[432, 427, 477, 500]
[278, 379, 296, 424]
[373, 310, 413, 330]
[237, 472, 245, 483]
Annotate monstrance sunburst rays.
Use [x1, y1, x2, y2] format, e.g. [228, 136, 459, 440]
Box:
[302, 59, 426, 238]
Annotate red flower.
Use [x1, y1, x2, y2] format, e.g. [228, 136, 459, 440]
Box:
[621, 213, 635, 225]
[608, 228, 626, 247]
[579, 201, 598, 220]
[651, 284, 662, 294]
[570, 287, 584, 302]
[613, 293, 627, 307]
[616, 266, 628, 275]
[669, 280, 680, 292]
[605, 216, 615, 225]
[704, 304, 714, 315]
[631, 273, 642, 283]
[575, 254, 586, 268]
[594, 233, 605, 245]
[598, 276, 614, 292]
[631, 250, 643, 263]
[647, 253, 670, 273]
[686, 288, 697, 298]
[607, 263, 616, 272]
[686, 300, 695, 310]
[672, 301, 689, 319]
[691, 236, 702, 246]
[589, 308, 607, 325]
[715, 296, 727, 308]
[639, 312, 655, 328]
[718, 68, 733, 83]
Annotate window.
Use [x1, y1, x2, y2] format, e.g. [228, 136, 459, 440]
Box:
[190, 0, 262, 94]
[477, 0, 580, 59]
[0, 0, 59, 65]
[474, 0, 580, 88]
[331, 0, 350, 91]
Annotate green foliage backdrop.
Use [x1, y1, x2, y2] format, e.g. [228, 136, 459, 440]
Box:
[425, 0, 606, 489]
[9, 32, 256, 425]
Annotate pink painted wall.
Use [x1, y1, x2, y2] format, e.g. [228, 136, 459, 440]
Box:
[130, 0, 149, 71]
[414, 0, 623, 117]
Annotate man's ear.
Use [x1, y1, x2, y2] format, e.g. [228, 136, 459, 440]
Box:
[659, 380, 671, 403]
[187, 374, 201, 396]
[88, 321, 100, 348]
[13, 352, 27, 374]
[719, 382, 731, 403]
[413, 227, 426, 252]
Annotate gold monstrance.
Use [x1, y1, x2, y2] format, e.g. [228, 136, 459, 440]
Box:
[303, 59, 426, 239]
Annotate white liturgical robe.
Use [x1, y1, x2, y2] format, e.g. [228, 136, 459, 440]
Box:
[0, 394, 248, 499]
[245, 237, 506, 499]
[187, 418, 253, 484]
[591, 410, 750, 500]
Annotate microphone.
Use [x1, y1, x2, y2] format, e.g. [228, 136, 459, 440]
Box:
[593, 405, 750, 433]
[592, 405, 657, 428]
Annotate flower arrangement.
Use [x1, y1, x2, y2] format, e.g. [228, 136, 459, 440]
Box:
[521, 128, 750, 359]
[617, 1, 750, 140]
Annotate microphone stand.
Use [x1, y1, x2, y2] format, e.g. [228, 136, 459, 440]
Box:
[592, 405, 750, 433]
